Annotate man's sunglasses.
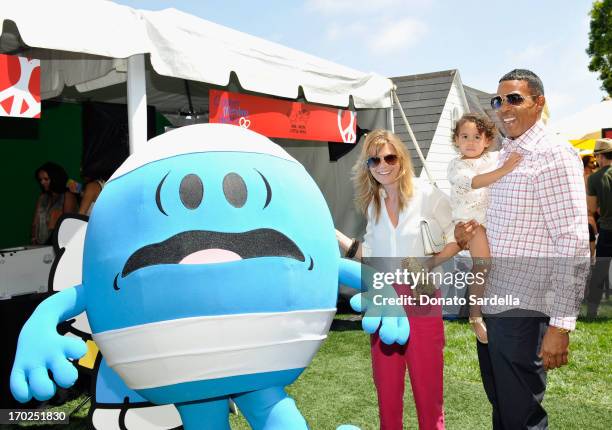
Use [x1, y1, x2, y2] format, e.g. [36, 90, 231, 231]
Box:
[366, 154, 398, 168]
[490, 93, 537, 110]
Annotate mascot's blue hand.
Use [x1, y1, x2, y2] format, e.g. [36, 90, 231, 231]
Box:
[10, 306, 87, 402]
[396, 315, 410, 345]
[349, 292, 410, 345]
[379, 316, 410, 345]
[349, 292, 364, 313]
[350, 293, 382, 335]
[337, 425, 361, 430]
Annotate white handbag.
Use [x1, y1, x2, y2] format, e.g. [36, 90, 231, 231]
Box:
[420, 218, 446, 255]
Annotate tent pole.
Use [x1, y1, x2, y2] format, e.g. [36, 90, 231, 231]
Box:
[391, 88, 436, 185]
[388, 85, 395, 133]
[127, 54, 147, 154]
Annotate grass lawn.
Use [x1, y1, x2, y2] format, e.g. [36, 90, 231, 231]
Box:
[5, 301, 611, 430]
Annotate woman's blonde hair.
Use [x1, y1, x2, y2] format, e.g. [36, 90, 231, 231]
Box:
[352, 129, 414, 222]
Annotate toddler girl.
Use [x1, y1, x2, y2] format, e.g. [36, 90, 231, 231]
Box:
[444, 113, 521, 343]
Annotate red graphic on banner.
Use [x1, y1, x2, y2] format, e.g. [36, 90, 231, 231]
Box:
[0, 54, 41, 118]
[209, 89, 356, 143]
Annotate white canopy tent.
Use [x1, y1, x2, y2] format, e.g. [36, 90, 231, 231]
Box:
[1, 1, 393, 139]
[1, 2, 393, 107]
[1, 0, 394, 237]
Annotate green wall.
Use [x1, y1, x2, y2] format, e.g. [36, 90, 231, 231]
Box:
[0, 103, 170, 249]
[0, 102, 83, 249]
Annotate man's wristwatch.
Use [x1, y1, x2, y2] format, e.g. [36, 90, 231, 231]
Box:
[552, 326, 571, 334]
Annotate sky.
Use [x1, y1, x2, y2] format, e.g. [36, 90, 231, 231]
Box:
[113, 0, 606, 120]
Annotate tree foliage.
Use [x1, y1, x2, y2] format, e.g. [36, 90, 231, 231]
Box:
[587, 0, 612, 96]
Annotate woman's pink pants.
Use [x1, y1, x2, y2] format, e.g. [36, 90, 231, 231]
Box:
[370, 286, 445, 429]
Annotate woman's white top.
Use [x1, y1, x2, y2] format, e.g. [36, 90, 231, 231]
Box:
[361, 179, 456, 259]
[447, 151, 499, 226]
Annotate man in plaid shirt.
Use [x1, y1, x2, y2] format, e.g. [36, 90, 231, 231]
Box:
[456, 69, 589, 429]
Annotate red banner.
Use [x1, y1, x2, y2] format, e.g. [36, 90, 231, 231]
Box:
[209, 89, 356, 143]
[0, 54, 40, 118]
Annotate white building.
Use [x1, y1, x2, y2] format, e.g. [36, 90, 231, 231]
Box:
[391, 70, 502, 194]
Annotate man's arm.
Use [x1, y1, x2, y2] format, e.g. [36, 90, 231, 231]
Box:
[587, 195, 599, 236]
[586, 176, 599, 233]
[535, 149, 590, 369]
[587, 195, 598, 218]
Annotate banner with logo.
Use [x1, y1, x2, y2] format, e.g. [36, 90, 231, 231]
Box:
[0, 54, 41, 118]
[209, 89, 356, 143]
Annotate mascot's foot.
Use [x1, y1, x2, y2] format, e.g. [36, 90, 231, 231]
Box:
[92, 404, 181, 429]
[337, 425, 361, 430]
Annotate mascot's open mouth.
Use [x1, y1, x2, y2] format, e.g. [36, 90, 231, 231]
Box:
[121, 228, 306, 278]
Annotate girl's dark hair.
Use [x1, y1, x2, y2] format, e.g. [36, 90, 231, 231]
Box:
[452, 113, 497, 152]
[35, 162, 68, 194]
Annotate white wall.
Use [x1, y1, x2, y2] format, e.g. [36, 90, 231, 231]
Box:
[421, 73, 468, 194]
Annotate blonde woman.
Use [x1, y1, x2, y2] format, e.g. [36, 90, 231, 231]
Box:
[337, 129, 455, 430]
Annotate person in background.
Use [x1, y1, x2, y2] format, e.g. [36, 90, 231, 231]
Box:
[583, 154, 598, 180]
[31, 162, 77, 245]
[78, 175, 109, 216]
[586, 138, 612, 318]
[67, 166, 113, 216]
[582, 154, 598, 259]
[336, 129, 455, 430]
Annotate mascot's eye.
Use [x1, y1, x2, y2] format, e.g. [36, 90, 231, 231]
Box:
[179, 174, 204, 209]
[223, 173, 247, 208]
[255, 169, 272, 209]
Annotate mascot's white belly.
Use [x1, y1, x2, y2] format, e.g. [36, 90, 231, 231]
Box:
[93, 309, 336, 390]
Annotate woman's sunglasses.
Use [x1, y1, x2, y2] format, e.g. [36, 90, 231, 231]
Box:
[366, 154, 398, 168]
[490, 93, 537, 111]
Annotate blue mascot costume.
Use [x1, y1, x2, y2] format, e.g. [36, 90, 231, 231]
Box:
[11, 124, 409, 429]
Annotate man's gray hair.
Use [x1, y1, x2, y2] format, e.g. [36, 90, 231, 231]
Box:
[499, 69, 544, 96]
